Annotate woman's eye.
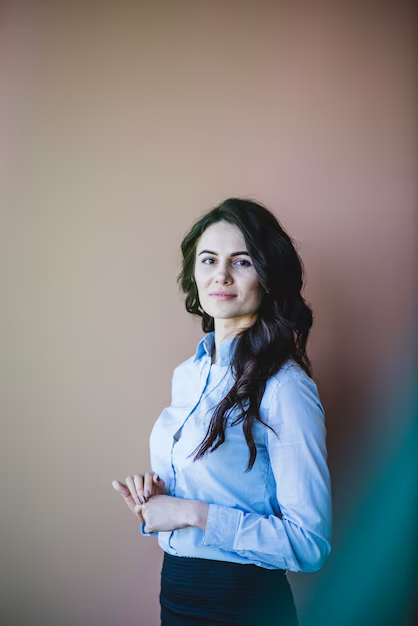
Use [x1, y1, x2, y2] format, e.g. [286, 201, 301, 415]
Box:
[201, 258, 252, 267]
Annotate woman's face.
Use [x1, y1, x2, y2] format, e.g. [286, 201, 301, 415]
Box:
[194, 221, 265, 326]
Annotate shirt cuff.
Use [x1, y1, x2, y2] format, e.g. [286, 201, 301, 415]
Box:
[201, 504, 242, 551]
[140, 522, 158, 537]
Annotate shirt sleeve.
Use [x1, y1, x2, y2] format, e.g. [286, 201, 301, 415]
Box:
[201, 373, 332, 572]
[140, 522, 158, 537]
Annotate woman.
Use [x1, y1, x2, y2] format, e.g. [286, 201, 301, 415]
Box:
[112, 198, 332, 625]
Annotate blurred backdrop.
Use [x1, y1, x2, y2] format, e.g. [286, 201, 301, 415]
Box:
[1, 1, 417, 625]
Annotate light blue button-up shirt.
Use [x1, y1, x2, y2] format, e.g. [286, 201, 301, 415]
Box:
[146, 331, 332, 572]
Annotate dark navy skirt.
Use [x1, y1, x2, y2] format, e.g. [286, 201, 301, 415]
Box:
[160, 552, 299, 626]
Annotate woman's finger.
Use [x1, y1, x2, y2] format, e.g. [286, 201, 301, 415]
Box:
[126, 476, 141, 506]
[153, 473, 167, 494]
[134, 473, 146, 503]
[153, 473, 165, 486]
[134, 503, 144, 523]
[112, 479, 138, 513]
[144, 472, 155, 499]
[112, 480, 130, 496]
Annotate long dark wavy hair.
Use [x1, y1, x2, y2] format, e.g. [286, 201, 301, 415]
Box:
[177, 198, 314, 471]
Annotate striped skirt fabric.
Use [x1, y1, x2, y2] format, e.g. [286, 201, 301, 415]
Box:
[160, 552, 299, 626]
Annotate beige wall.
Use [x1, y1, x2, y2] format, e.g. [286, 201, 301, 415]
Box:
[2, 2, 416, 625]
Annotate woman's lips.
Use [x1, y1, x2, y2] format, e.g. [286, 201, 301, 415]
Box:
[209, 293, 236, 300]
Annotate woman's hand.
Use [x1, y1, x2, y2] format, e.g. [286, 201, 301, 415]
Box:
[141, 495, 209, 534]
[112, 472, 167, 521]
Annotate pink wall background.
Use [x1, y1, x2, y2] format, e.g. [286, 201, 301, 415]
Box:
[2, 2, 416, 625]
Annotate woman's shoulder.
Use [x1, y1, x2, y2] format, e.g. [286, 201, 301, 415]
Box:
[170, 357, 195, 387]
[263, 358, 323, 413]
[271, 358, 308, 384]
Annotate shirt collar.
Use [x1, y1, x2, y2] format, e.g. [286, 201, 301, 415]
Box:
[193, 331, 238, 366]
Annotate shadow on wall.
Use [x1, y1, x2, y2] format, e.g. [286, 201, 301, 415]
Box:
[302, 292, 418, 626]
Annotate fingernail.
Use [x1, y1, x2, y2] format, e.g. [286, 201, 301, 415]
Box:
[145, 490, 151, 498]
[122, 489, 129, 495]
[139, 496, 145, 504]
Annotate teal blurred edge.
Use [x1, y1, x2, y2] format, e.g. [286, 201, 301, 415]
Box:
[302, 302, 418, 626]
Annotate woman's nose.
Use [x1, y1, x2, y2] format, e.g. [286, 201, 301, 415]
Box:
[215, 266, 232, 283]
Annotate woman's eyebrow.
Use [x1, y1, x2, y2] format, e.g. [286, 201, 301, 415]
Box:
[197, 249, 250, 257]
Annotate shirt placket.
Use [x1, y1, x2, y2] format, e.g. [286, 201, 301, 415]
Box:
[167, 359, 212, 552]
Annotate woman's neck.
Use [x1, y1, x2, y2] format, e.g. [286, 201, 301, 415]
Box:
[212, 316, 257, 363]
